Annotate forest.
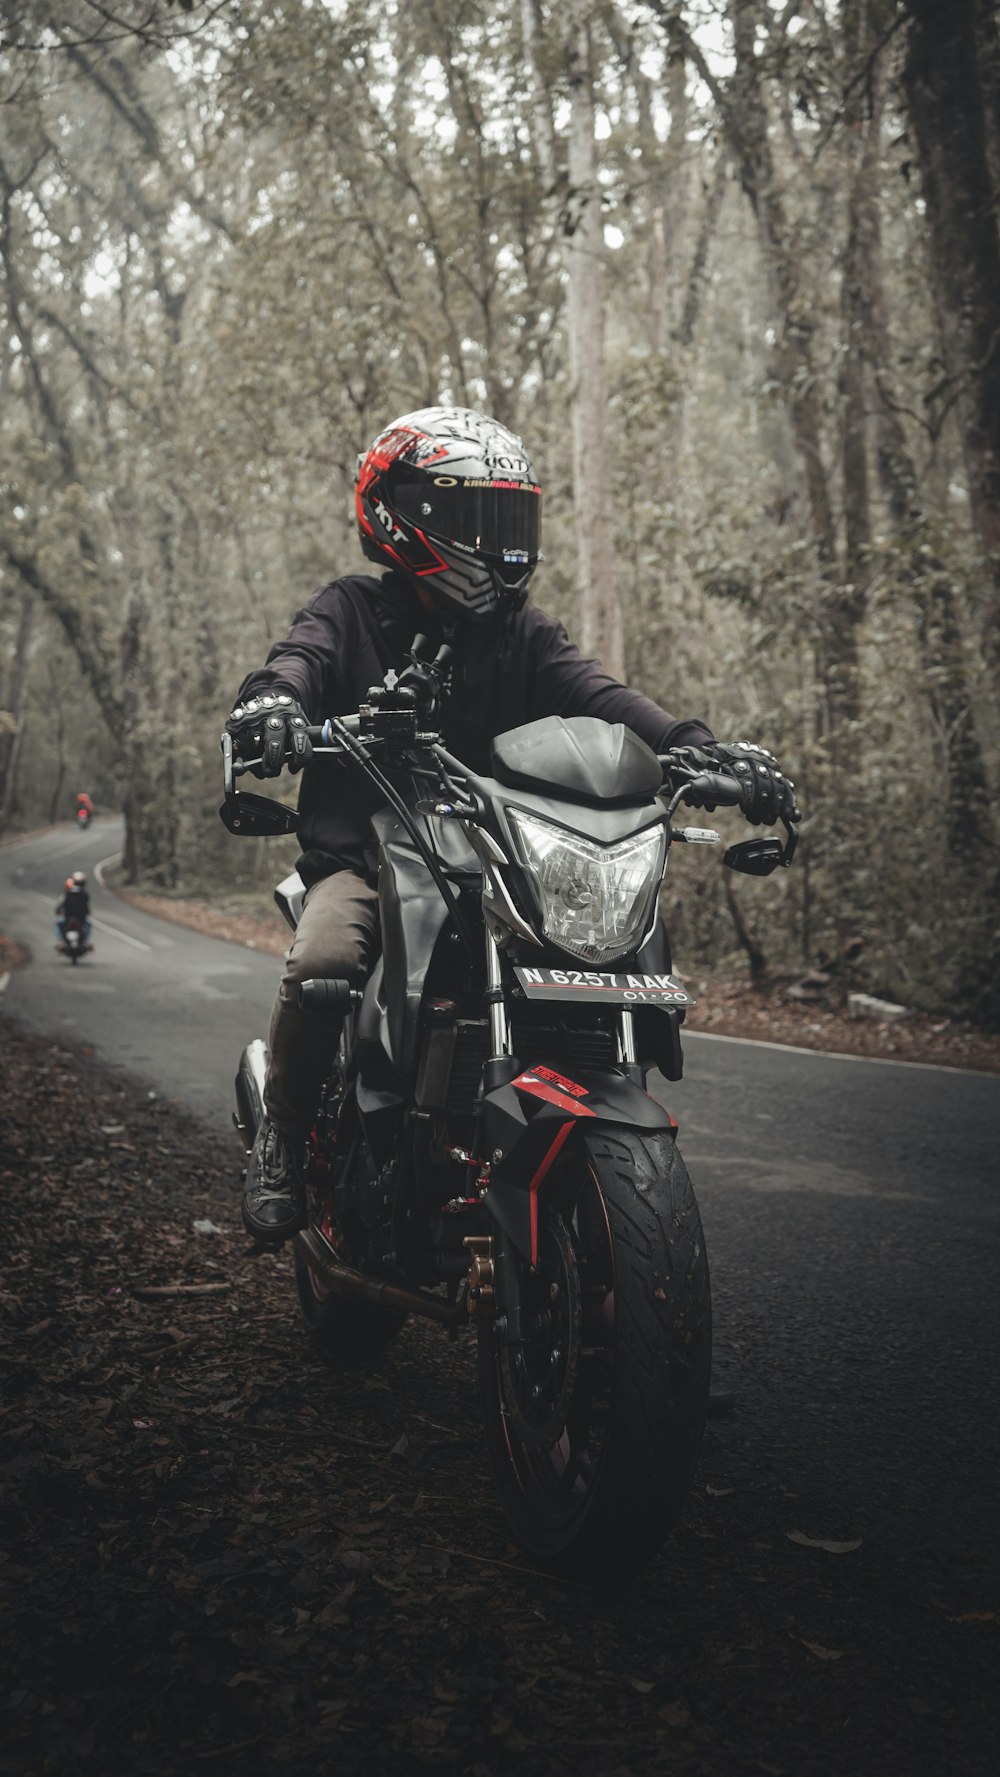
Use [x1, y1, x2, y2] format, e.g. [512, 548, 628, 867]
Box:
[1, 0, 998, 1025]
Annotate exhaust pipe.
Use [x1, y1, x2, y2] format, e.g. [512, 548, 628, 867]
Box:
[294, 1226, 470, 1327]
[233, 1038, 268, 1151]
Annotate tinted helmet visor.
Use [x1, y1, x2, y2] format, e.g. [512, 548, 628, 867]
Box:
[394, 476, 542, 573]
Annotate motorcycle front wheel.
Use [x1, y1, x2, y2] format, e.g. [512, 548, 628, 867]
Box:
[477, 1127, 711, 1582]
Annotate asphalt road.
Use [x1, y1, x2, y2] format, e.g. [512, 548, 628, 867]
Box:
[3, 820, 1000, 1767]
[0, 818, 276, 1123]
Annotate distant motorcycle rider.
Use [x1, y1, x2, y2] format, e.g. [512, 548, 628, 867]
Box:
[224, 405, 799, 1243]
[55, 870, 92, 947]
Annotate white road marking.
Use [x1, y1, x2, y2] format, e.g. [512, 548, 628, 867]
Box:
[0, 971, 9, 995]
[684, 1027, 999, 1080]
[89, 914, 152, 952]
[93, 852, 122, 887]
[93, 851, 172, 942]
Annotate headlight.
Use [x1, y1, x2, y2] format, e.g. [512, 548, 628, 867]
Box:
[508, 810, 666, 965]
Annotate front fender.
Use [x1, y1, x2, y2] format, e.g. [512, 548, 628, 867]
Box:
[481, 1064, 676, 1266]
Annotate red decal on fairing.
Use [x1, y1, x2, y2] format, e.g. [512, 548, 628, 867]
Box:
[531, 1064, 588, 1098]
[528, 1120, 575, 1264]
[514, 1073, 597, 1118]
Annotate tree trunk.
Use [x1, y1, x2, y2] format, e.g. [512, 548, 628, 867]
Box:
[903, 0, 1000, 670]
[974, 0, 1000, 203]
[677, 155, 728, 351]
[564, 12, 623, 679]
[47, 757, 66, 826]
[521, 0, 623, 680]
[833, 0, 886, 740]
[674, 4, 839, 564]
[723, 871, 768, 982]
[725, 1, 838, 570]
[0, 590, 35, 837]
[840, 0, 994, 850]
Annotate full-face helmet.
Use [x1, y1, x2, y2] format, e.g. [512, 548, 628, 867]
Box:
[355, 406, 542, 623]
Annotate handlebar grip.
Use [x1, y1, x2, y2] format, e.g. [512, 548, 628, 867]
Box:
[298, 978, 361, 1013]
[686, 770, 744, 807]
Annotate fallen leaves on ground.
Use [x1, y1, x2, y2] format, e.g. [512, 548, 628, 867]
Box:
[1, 1013, 995, 1777]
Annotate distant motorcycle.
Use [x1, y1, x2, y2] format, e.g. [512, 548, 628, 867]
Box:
[75, 806, 92, 831]
[58, 917, 91, 964]
[222, 638, 797, 1580]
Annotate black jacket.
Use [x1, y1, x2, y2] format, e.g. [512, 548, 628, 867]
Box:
[58, 888, 90, 920]
[234, 573, 714, 887]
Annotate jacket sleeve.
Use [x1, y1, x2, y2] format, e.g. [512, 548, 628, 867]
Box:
[524, 609, 714, 753]
[230, 582, 358, 722]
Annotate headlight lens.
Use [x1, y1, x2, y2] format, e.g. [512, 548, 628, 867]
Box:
[508, 810, 667, 964]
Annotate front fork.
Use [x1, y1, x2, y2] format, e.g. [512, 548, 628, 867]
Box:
[476, 926, 639, 1339]
[483, 925, 638, 1069]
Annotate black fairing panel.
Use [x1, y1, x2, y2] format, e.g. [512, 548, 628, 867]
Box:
[374, 816, 456, 1079]
[630, 915, 684, 1080]
[633, 913, 672, 976]
[491, 716, 663, 805]
[354, 958, 403, 1096]
[373, 804, 479, 878]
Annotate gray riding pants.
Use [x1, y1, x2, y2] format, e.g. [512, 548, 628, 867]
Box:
[265, 868, 380, 1132]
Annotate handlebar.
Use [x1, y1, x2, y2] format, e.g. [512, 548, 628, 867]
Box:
[223, 684, 798, 870]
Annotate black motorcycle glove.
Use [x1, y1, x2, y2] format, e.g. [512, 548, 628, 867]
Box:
[225, 691, 312, 778]
[673, 741, 800, 825]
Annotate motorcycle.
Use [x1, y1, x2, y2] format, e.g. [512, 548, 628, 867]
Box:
[76, 806, 92, 830]
[221, 639, 797, 1580]
[59, 917, 91, 964]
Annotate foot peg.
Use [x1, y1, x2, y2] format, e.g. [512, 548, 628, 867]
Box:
[298, 978, 362, 1013]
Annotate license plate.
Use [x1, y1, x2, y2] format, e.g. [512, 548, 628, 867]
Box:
[514, 965, 694, 1007]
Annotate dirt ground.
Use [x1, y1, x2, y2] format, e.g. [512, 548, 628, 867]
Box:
[2, 1013, 998, 1777]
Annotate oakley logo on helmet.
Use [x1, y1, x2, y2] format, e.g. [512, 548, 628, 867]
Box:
[355, 405, 542, 624]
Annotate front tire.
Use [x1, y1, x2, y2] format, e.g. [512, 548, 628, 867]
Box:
[478, 1128, 711, 1581]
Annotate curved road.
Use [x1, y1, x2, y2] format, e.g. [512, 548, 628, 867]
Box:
[1, 818, 275, 1121]
[3, 820, 1000, 1764]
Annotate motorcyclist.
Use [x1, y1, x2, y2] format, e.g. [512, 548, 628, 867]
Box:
[55, 870, 92, 948]
[225, 405, 799, 1242]
[75, 791, 94, 822]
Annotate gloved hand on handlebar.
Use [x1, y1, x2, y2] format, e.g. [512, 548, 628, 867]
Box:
[225, 691, 312, 778]
[672, 740, 800, 826]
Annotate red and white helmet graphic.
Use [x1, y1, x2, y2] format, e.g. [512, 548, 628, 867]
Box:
[355, 406, 542, 622]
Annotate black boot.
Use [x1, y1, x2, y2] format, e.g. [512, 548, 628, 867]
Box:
[241, 1120, 306, 1243]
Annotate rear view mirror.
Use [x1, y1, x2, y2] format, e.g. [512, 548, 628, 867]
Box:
[219, 792, 300, 837]
[723, 837, 784, 876]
